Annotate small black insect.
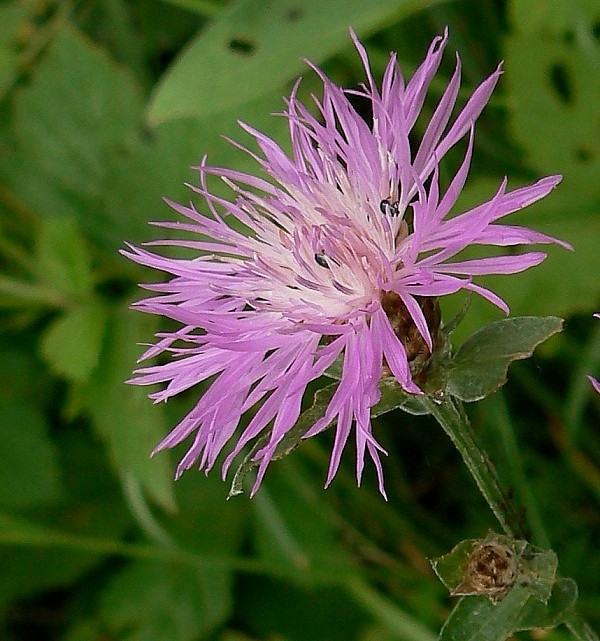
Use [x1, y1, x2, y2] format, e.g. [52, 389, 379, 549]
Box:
[379, 198, 400, 217]
[314, 253, 330, 269]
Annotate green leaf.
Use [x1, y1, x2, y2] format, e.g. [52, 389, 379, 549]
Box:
[505, 0, 600, 205]
[324, 365, 431, 417]
[439, 589, 530, 641]
[228, 382, 337, 498]
[4, 25, 142, 249]
[372, 377, 431, 417]
[148, 0, 448, 124]
[0, 403, 62, 509]
[101, 560, 232, 641]
[439, 581, 578, 641]
[447, 316, 564, 402]
[87, 307, 176, 512]
[35, 216, 94, 301]
[40, 300, 108, 382]
[516, 578, 578, 629]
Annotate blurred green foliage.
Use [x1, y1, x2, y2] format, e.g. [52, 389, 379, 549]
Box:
[0, 0, 598, 640]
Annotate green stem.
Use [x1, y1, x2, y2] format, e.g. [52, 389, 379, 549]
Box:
[121, 472, 177, 548]
[423, 395, 524, 538]
[0, 512, 283, 577]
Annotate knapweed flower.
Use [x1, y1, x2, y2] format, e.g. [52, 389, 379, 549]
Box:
[124, 30, 568, 497]
[589, 314, 600, 394]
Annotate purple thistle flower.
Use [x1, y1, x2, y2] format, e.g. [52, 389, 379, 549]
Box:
[124, 30, 569, 497]
[589, 314, 600, 394]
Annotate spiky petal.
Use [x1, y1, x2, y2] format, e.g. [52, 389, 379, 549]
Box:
[124, 30, 567, 497]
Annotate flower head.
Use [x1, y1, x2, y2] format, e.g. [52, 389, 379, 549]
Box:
[124, 30, 568, 497]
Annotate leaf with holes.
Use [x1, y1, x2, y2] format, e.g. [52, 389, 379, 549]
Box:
[505, 0, 600, 204]
[148, 0, 449, 124]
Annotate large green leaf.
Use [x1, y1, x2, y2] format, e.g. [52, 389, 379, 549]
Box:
[148, 0, 448, 124]
[505, 0, 600, 205]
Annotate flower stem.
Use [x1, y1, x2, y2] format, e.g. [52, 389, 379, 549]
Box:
[422, 395, 525, 539]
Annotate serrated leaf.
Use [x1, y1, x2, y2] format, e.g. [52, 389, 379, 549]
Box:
[101, 560, 231, 641]
[0, 403, 62, 509]
[87, 307, 176, 512]
[40, 300, 108, 383]
[229, 382, 337, 498]
[148, 0, 448, 124]
[446, 316, 564, 402]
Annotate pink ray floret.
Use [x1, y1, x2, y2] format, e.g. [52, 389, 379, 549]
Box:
[123, 30, 568, 497]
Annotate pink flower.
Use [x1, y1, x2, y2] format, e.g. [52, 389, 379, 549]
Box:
[124, 30, 568, 497]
